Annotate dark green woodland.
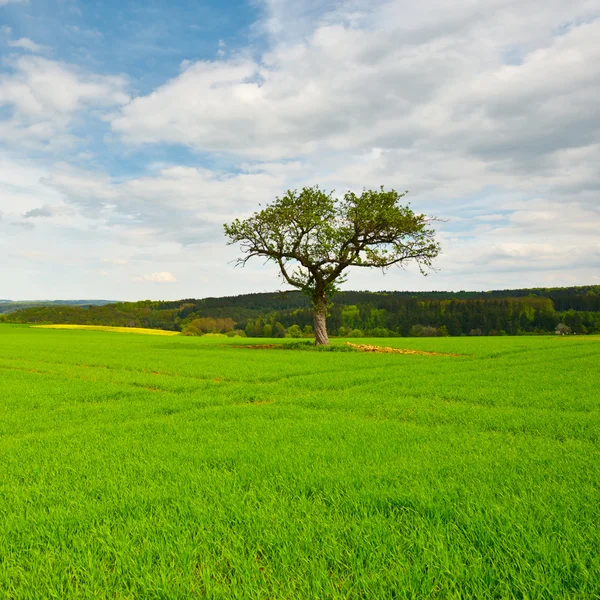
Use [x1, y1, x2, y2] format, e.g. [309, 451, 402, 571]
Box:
[3, 285, 599, 337]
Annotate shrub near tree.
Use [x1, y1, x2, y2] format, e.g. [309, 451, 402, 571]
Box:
[224, 186, 441, 345]
[286, 324, 303, 338]
[302, 325, 313, 337]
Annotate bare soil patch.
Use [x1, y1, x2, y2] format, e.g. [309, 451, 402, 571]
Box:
[235, 342, 461, 356]
[345, 342, 461, 356]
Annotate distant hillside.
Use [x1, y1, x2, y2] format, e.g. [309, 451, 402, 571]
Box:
[3, 286, 599, 337]
[0, 300, 115, 315]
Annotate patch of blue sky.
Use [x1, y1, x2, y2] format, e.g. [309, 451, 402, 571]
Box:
[61, 110, 250, 177]
[62, 126, 248, 182]
[554, 12, 599, 37]
[1, 0, 267, 177]
[98, 140, 248, 179]
[0, 105, 13, 121]
[501, 44, 524, 66]
[429, 187, 516, 229]
[1, 0, 260, 91]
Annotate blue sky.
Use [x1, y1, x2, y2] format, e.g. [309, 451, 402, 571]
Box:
[0, 0, 599, 300]
[1, 0, 257, 174]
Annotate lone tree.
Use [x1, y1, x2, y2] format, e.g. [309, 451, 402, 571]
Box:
[224, 186, 441, 346]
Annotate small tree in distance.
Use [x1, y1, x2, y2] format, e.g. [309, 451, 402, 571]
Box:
[224, 186, 441, 346]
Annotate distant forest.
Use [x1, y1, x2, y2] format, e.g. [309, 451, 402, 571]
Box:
[0, 300, 113, 315]
[3, 285, 600, 337]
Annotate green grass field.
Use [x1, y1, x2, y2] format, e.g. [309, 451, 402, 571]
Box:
[1, 325, 599, 599]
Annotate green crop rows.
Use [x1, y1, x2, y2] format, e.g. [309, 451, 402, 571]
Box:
[1, 325, 599, 599]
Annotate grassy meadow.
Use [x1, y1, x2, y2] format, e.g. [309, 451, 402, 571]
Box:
[0, 324, 599, 599]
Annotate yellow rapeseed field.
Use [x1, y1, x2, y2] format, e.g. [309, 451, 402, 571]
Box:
[31, 324, 180, 336]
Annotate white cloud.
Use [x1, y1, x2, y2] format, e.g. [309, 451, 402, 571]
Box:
[2, 0, 600, 299]
[23, 203, 74, 218]
[7, 38, 50, 53]
[134, 271, 177, 283]
[111, 0, 600, 165]
[105, 1, 600, 297]
[0, 155, 62, 215]
[0, 56, 129, 149]
[41, 162, 294, 245]
[65, 25, 103, 39]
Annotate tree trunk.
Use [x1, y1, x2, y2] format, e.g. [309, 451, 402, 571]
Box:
[312, 293, 329, 346]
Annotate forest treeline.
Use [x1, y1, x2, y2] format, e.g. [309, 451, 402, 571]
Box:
[0, 299, 112, 315]
[3, 286, 600, 337]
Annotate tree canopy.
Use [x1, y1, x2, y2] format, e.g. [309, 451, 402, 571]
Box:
[224, 186, 441, 345]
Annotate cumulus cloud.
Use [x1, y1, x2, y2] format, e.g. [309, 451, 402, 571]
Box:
[2, 0, 600, 298]
[22, 206, 54, 218]
[0, 56, 129, 149]
[23, 204, 75, 218]
[7, 38, 50, 53]
[10, 220, 34, 230]
[105, 0, 600, 293]
[134, 272, 177, 283]
[111, 0, 600, 165]
[41, 162, 297, 245]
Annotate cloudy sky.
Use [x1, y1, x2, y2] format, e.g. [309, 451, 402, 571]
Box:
[1, 0, 599, 300]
